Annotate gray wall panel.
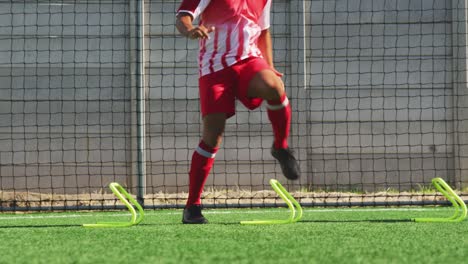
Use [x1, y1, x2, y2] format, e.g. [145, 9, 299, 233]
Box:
[308, 0, 450, 25]
[0, 1, 131, 193]
[309, 88, 453, 121]
[0, 0, 460, 195]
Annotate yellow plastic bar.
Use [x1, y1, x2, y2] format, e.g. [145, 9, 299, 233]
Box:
[241, 179, 303, 225]
[110, 183, 144, 225]
[413, 178, 467, 223]
[83, 183, 145, 228]
[274, 181, 303, 223]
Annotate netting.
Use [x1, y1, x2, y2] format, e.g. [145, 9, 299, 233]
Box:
[0, 0, 132, 210]
[0, 0, 467, 211]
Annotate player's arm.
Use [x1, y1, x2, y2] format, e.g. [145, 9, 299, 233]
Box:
[257, 0, 282, 76]
[176, 13, 214, 40]
[258, 29, 274, 68]
[258, 29, 283, 77]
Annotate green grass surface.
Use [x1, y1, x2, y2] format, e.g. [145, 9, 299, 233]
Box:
[0, 207, 467, 264]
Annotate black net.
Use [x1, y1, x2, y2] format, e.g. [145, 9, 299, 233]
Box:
[0, 0, 131, 210]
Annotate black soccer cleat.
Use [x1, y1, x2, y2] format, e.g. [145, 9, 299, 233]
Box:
[271, 146, 301, 180]
[182, 205, 208, 224]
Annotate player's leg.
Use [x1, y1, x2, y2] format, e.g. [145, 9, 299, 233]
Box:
[183, 68, 235, 224]
[247, 69, 290, 148]
[246, 67, 300, 180]
[183, 113, 226, 224]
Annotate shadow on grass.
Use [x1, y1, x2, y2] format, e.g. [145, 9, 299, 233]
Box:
[0, 224, 81, 229]
[141, 222, 242, 226]
[299, 219, 414, 223]
[0, 222, 242, 228]
[138, 220, 416, 225]
[0, 219, 416, 228]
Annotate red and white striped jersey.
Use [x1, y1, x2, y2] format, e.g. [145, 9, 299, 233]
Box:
[177, 0, 272, 76]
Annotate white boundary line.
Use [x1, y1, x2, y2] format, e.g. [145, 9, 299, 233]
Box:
[0, 207, 450, 220]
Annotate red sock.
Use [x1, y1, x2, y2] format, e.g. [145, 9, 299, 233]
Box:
[186, 141, 219, 208]
[267, 94, 291, 149]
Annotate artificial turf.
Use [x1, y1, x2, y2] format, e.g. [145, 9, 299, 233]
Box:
[0, 207, 466, 264]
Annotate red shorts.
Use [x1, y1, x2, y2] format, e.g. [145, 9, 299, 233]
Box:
[198, 57, 271, 118]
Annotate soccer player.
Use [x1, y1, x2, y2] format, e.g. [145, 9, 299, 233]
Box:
[176, 0, 300, 224]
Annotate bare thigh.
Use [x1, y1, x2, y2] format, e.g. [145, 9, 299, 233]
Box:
[247, 69, 285, 101]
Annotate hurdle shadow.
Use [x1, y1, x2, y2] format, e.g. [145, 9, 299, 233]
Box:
[299, 219, 414, 223]
[0, 219, 416, 228]
[0, 224, 82, 229]
[140, 222, 241, 226]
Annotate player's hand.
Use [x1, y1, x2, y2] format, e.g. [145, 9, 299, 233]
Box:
[187, 25, 215, 40]
[272, 68, 284, 78]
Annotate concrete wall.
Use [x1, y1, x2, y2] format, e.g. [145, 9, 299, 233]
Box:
[306, 0, 457, 190]
[145, 0, 295, 192]
[0, 1, 131, 194]
[452, 0, 468, 190]
[148, 0, 461, 192]
[0, 0, 465, 195]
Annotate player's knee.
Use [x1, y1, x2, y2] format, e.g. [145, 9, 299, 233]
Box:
[264, 81, 284, 101]
[260, 72, 284, 99]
